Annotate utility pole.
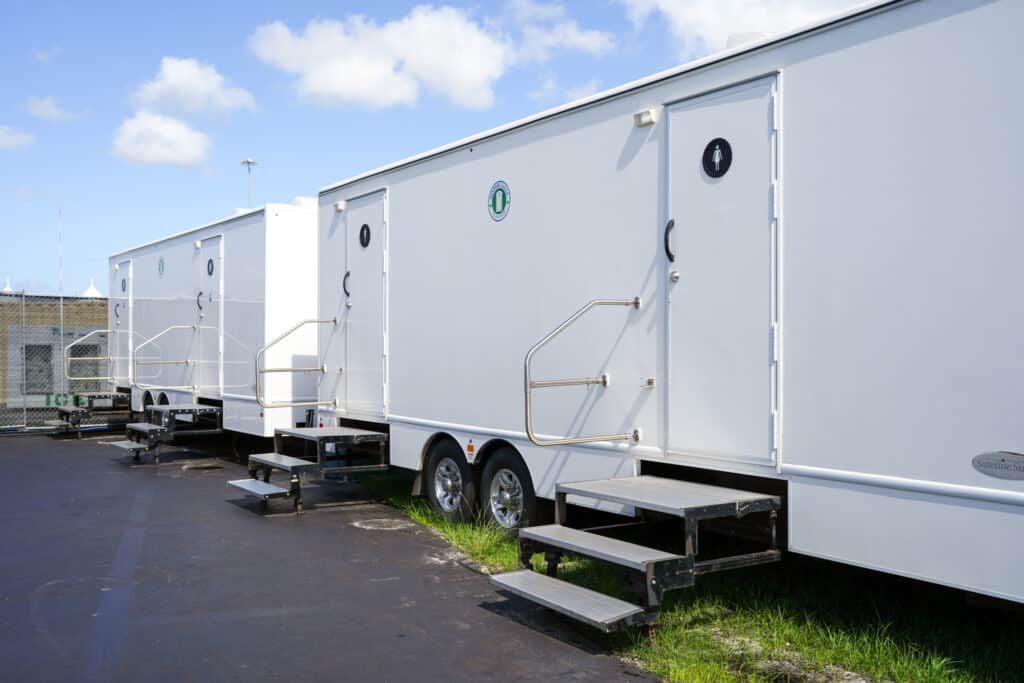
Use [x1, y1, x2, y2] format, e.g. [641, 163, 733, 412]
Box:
[58, 207, 65, 400]
[240, 158, 257, 208]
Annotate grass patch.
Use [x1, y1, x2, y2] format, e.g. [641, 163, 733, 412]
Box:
[362, 470, 1024, 682]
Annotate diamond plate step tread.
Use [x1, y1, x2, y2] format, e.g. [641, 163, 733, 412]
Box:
[249, 452, 319, 472]
[108, 440, 148, 451]
[148, 404, 221, 413]
[227, 479, 290, 498]
[521, 525, 681, 571]
[275, 426, 388, 443]
[126, 423, 168, 434]
[491, 570, 645, 632]
[57, 406, 89, 415]
[76, 391, 129, 399]
[558, 475, 780, 519]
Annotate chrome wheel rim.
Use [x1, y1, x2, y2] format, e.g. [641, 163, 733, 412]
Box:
[489, 468, 524, 528]
[433, 457, 463, 513]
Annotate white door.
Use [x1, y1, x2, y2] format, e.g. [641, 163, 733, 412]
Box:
[110, 260, 132, 387]
[195, 236, 222, 396]
[343, 191, 387, 418]
[321, 206, 348, 412]
[665, 76, 778, 464]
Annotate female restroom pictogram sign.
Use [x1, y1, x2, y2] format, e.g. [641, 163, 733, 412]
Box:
[702, 138, 732, 178]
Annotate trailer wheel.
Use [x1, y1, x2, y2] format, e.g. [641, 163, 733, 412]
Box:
[481, 447, 535, 530]
[424, 439, 476, 522]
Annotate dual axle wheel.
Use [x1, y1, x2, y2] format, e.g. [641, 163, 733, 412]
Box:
[424, 440, 536, 530]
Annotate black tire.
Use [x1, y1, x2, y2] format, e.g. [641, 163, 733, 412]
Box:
[481, 447, 536, 530]
[424, 439, 477, 522]
[142, 391, 154, 410]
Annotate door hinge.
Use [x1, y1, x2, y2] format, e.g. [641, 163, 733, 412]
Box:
[770, 323, 780, 364]
[770, 410, 779, 452]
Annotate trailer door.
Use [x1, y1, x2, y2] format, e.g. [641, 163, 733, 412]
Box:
[343, 190, 387, 418]
[665, 76, 778, 465]
[195, 235, 223, 396]
[110, 260, 132, 387]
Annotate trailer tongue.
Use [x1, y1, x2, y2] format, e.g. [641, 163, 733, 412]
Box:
[491, 476, 781, 631]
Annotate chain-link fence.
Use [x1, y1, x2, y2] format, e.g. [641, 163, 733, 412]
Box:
[0, 292, 109, 431]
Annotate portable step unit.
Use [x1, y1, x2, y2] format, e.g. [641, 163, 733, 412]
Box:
[115, 403, 225, 464]
[293, 0, 1024, 628]
[58, 327, 134, 436]
[227, 425, 388, 512]
[106, 199, 319, 438]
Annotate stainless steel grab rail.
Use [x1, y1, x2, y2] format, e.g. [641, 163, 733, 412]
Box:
[525, 297, 642, 446]
[255, 318, 337, 409]
[64, 329, 113, 381]
[133, 324, 197, 392]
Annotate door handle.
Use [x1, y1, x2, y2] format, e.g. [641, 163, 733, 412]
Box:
[664, 219, 675, 263]
[342, 271, 351, 298]
[196, 291, 204, 310]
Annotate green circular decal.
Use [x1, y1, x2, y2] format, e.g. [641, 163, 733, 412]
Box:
[488, 180, 510, 222]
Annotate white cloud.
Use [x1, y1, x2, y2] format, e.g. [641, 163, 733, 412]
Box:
[250, 3, 614, 110]
[112, 111, 209, 166]
[528, 75, 560, 102]
[529, 75, 602, 104]
[133, 57, 255, 114]
[250, 8, 509, 109]
[565, 78, 601, 100]
[0, 126, 33, 149]
[517, 20, 615, 63]
[508, 0, 566, 22]
[26, 96, 75, 121]
[32, 47, 61, 63]
[618, 0, 857, 58]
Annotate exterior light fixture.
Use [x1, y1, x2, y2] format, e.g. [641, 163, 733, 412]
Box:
[633, 108, 658, 127]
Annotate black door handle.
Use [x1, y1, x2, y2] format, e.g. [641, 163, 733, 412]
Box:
[664, 219, 675, 262]
[196, 291, 203, 310]
[342, 271, 351, 298]
[114, 303, 121, 319]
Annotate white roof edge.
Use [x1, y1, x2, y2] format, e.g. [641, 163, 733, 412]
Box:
[319, 0, 904, 197]
[109, 205, 269, 259]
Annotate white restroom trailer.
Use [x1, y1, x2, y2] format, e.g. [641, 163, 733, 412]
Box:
[312, 0, 1022, 613]
[108, 200, 318, 437]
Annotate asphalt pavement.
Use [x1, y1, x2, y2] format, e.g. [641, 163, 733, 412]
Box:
[0, 434, 653, 682]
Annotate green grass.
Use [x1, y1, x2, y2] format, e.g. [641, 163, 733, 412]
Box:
[362, 470, 1024, 682]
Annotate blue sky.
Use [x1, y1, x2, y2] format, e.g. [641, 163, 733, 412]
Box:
[0, 0, 851, 296]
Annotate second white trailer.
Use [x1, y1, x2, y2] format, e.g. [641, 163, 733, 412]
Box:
[109, 200, 318, 437]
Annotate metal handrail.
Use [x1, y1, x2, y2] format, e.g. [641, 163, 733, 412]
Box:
[133, 324, 197, 392]
[64, 329, 113, 381]
[255, 318, 337, 409]
[525, 297, 642, 446]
